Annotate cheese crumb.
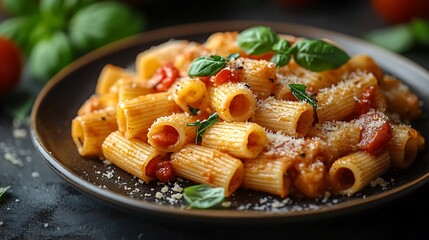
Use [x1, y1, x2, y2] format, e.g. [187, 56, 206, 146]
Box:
[155, 192, 164, 199]
[44, 223, 49, 228]
[221, 201, 232, 208]
[31, 172, 40, 178]
[172, 183, 183, 192]
[102, 170, 114, 179]
[171, 193, 183, 200]
[161, 186, 169, 193]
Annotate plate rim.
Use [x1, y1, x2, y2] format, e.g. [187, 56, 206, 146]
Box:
[30, 20, 429, 223]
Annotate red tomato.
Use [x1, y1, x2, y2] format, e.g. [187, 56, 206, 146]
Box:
[150, 62, 179, 92]
[145, 156, 175, 182]
[0, 37, 22, 95]
[210, 68, 239, 86]
[150, 126, 179, 147]
[357, 112, 393, 155]
[349, 86, 376, 120]
[371, 0, 429, 24]
[246, 52, 275, 61]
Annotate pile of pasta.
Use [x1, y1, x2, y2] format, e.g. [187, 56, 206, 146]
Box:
[71, 31, 426, 199]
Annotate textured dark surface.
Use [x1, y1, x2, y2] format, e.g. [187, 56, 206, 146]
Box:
[1, 1, 429, 239]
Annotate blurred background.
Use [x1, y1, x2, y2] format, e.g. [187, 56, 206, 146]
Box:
[0, 0, 428, 239]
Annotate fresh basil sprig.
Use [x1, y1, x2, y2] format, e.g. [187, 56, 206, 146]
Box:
[187, 105, 199, 115]
[237, 26, 279, 55]
[290, 39, 350, 72]
[0, 186, 11, 201]
[187, 112, 219, 143]
[288, 84, 317, 109]
[271, 38, 292, 67]
[237, 26, 350, 71]
[188, 55, 227, 77]
[188, 53, 240, 77]
[183, 184, 224, 209]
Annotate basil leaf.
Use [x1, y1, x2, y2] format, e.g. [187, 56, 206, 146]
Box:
[29, 31, 74, 83]
[40, 0, 96, 21]
[70, 1, 145, 54]
[411, 19, 429, 46]
[2, 0, 38, 16]
[271, 53, 291, 67]
[188, 105, 199, 115]
[0, 186, 11, 201]
[271, 39, 292, 67]
[291, 39, 350, 72]
[272, 38, 290, 53]
[289, 84, 317, 109]
[187, 112, 219, 143]
[226, 53, 240, 60]
[0, 16, 37, 55]
[188, 56, 227, 77]
[364, 24, 414, 53]
[183, 184, 224, 209]
[237, 26, 279, 55]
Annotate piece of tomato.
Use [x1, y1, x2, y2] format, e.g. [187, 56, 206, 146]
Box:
[150, 62, 179, 92]
[350, 86, 376, 120]
[150, 126, 179, 147]
[0, 36, 22, 95]
[145, 156, 175, 182]
[246, 51, 275, 61]
[371, 0, 429, 24]
[357, 112, 393, 155]
[210, 68, 239, 86]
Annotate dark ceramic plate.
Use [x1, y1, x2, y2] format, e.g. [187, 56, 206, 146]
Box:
[31, 21, 429, 224]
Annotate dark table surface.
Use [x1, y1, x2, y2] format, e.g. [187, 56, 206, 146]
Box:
[1, 1, 429, 239]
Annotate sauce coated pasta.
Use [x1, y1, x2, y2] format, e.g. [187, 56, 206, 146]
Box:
[71, 26, 426, 200]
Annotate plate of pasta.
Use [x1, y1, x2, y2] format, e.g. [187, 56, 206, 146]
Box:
[31, 21, 429, 223]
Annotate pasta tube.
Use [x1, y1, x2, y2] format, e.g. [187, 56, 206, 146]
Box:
[172, 78, 210, 114]
[116, 92, 181, 140]
[252, 97, 314, 137]
[201, 121, 267, 159]
[71, 107, 118, 158]
[95, 64, 135, 95]
[209, 82, 256, 122]
[102, 131, 164, 183]
[316, 72, 382, 122]
[232, 58, 276, 99]
[329, 151, 390, 196]
[136, 40, 188, 81]
[242, 157, 293, 198]
[388, 124, 425, 169]
[147, 113, 197, 152]
[170, 144, 244, 197]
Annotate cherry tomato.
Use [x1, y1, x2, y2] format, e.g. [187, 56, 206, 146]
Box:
[371, 0, 429, 24]
[0, 36, 22, 95]
[150, 62, 179, 92]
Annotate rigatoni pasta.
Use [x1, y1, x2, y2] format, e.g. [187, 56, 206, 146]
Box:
[70, 26, 426, 204]
[170, 144, 244, 197]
